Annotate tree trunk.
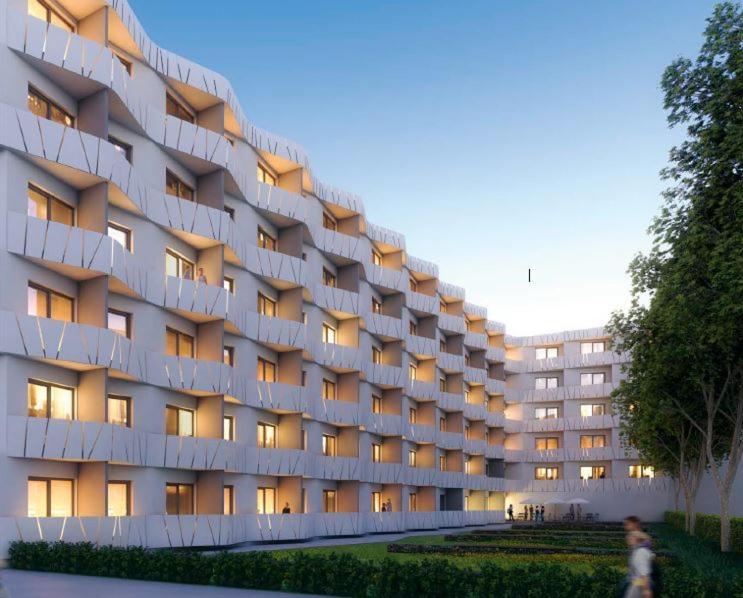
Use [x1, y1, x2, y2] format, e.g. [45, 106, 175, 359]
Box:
[720, 490, 730, 552]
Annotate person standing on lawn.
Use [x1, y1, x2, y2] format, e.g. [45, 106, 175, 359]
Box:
[540, 505, 545, 522]
[624, 530, 654, 598]
[507, 504, 514, 521]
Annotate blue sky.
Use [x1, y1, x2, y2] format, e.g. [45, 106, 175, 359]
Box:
[130, 0, 718, 335]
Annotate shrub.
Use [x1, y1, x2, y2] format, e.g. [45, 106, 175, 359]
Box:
[665, 511, 743, 553]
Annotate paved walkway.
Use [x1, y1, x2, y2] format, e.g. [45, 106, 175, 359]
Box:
[229, 523, 510, 552]
[0, 569, 320, 598]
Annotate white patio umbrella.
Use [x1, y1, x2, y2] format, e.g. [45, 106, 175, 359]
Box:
[519, 497, 536, 504]
[565, 498, 590, 504]
[544, 498, 565, 505]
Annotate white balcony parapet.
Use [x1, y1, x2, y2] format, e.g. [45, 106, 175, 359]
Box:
[314, 285, 361, 317]
[312, 227, 364, 263]
[464, 331, 488, 350]
[438, 281, 465, 300]
[366, 223, 405, 250]
[310, 399, 361, 426]
[312, 341, 363, 371]
[405, 290, 439, 315]
[406, 334, 437, 357]
[438, 431, 464, 450]
[406, 255, 438, 279]
[407, 379, 438, 401]
[463, 402, 487, 421]
[438, 351, 465, 372]
[247, 248, 307, 289]
[464, 366, 487, 384]
[485, 346, 506, 362]
[438, 391, 464, 411]
[365, 313, 404, 340]
[246, 314, 306, 351]
[309, 455, 362, 480]
[438, 313, 466, 334]
[364, 263, 407, 293]
[363, 362, 405, 388]
[486, 379, 506, 395]
[407, 423, 437, 444]
[364, 413, 404, 436]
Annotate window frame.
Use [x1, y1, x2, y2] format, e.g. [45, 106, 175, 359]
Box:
[28, 85, 74, 126]
[257, 356, 277, 382]
[165, 482, 194, 515]
[257, 226, 277, 251]
[165, 249, 194, 280]
[322, 322, 337, 344]
[107, 394, 131, 427]
[257, 422, 277, 448]
[322, 268, 337, 288]
[107, 308, 131, 338]
[108, 135, 133, 163]
[223, 415, 235, 441]
[165, 169, 194, 201]
[29, 0, 76, 31]
[534, 466, 559, 480]
[27, 183, 74, 225]
[165, 404, 194, 437]
[322, 378, 336, 400]
[107, 480, 131, 516]
[257, 163, 277, 186]
[27, 282, 75, 322]
[165, 92, 195, 124]
[322, 434, 337, 457]
[108, 221, 132, 251]
[257, 292, 276, 317]
[27, 476, 75, 517]
[27, 378, 75, 420]
[165, 326, 195, 358]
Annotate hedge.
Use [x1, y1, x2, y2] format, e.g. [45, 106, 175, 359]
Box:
[388, 542, 670, 558]
[443, 533, 628, 549]
[9, 540, 742, 598]
[665, 511, 743, 553]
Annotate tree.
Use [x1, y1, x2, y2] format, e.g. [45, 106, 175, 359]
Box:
[609, 2, 743, 551]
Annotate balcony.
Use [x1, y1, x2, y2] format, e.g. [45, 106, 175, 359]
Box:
[438, 313, 466, 334]
[364, 263, 407, 293]
[438, 391, 464, 411]
[437, 431, 464, 450]
[246, 313, 306, 351]
[438, 351, 464, 373]
[250, 447, 306, 476]
[312, 226, 364, 263]
[364, 413, 404, 436]
[406, 334, 437, 357]
[463, 439, 487, 454]
[365, 313, 404, 341]
[247, 247, 307, 289]
[485, 444, 505, 459]
[366, 222, 406, 251]
[485, 379, 506, 395]
[254, 181, 308, 223]
[308, 455, 361, 480]
[165, 276, 228, 322]
[407, 423, 437, 444]
[314, 285, 360, 317]
[464, 331, 488, 350]
[524, 417, 565, 433]
[250, 380, 307, 413]
[463, 402, 487, 421]
[367, 461, 404, 484]
[464, 366, 486, 384]
[407, 379, 438, 401]
[485, 411, 505, 428]
[364, 362, 405, 388]
[309, 398, 361, 426]
[485, 346, 506, 362]
[312, 341, 362, 371]
[405, 290, 438, 315]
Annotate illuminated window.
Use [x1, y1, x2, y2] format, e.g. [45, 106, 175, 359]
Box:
[107, 309, 131, 338]
[535, 467, 559, 480]
[107, 481, 130, 516]
[464, 384, 471, 403]
[108, 222, 131, 250]
[580, 403, 606, 417]
[439, 417, 446, 432]
[322, 211, 337, 231]
[27, 478, 73, 517]
[534, 377, 558, 390]
[409, 407, 417, 424]
[322, 434, 337, 457]
[257, 226, 276, 251]
[534, 407, 558, 420]
[322, 268, 336, 288]
[535, 347, 558, 360]
[372, 395, 382, 414]
[223, 415, 234, 441]
[535, 437, 559, 450]
[629, 465, 654, 479]
[107, 395, 130, 427]
[28, 0, 75, 31]
[27, 184, 73, 225]
[223, 277, 235, 294]
[580, 435, 606, 448]
[223, 346, 234, 366]
[439, 300, 447, 313]
[27, 283, 73, 322]
[257, 163, 276, 186]
[408, 449, 417, 467]
[408, 363, 417, 381]
[580, 466, 606, 480]
[108, 136, 132, 163]
[439, 454, 446, 471]
[581, 341, 606, 354]
[165, 249, 194, 279]
[165, 483, 194, 515]
[258, 292, 276, 317]
[439, 377, 447, 392]
[372, 443, 382, 463]
[28, 86, 74, 126]
[371, 491, 382, 512]
[165, 169, 194, 201]
[322, 379, 336, 400]
[165, 405, 194, 436]
[27, 380, 73, 420]
[165, 93, 194, 123]
[257, 487, 276, 514]
[580, 372, 606, 386]
[322, 323, 336, 344]
[165, 327, 194, 357]
[372, 346, 382, 364]
[409, 320, 417, 335]
[409, 277, 418, 292]
[372, 249, 383, 266]
[464, 353, 471, 367]
[464, 456, 471, 474]
[257, 423, 276, 448]
[408, 493, 417, 512]
[323, 490, 336, 513]
[372, 297, 382, 314]
[224, 486, 234, 515]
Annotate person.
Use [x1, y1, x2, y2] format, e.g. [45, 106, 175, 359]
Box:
[534, 505, 540, 522]
[569, 503, 575, 521]
[386, 498, 393, 513]
[624, 516, 652, 549]
[197, 267, 207, 284]
[183, 264, 193, 280]
[524, 505, 528, 521]
[624, 530, 654, 597]
[540, 505, 545, 522]
[529, 505, 534, 521]
[381, 504, 387, 512]
[507, 504, 514, 522]
[282, 502, 291, 514]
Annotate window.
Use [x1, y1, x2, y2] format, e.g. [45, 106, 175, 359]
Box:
[28, 380, 73, 419]
[372, 346, 382, 364]
[114, 53, 132, 75]
[224, 486, 234, 515]
[464, 353, 471, 367]
[409, 407, 417, 424]
[534, 377, 558, 390]
[580, 435, 606, 448]
[322, 323, 337, 344]
[372, 443, 382, 463]
[165, 249, 194, 279]
[464, 384, 471, 403]
[322, 434, 337, 457]
[581, 341, 606, 354]
[408, 449, 417, 467]
[165, 405, 194, 436]
[408, 493, 417, 512]
[27, 478, 73, 517]
[224, 205, 235, 220]
[439, 454, 446, 470]
[28, 86, 74, 126]
[108, 222, 132, 250]
[258, 226, 277, 251]
[409, 320, 417, 335]
[257, 163, 276, 186]
[27, 184, 73, 225]
[165, 483, 194, 515]
[535, 347, 558, 360]
[258, 292, 276, 317]
[323, 490, 336, 513]
[439, 417, 446, 432]
[257, 422, 276, 448]
[108, 309, 131, 338]
[580, 403, 606, 417]
[534, 407, 558, 420]
[371, 491, 382, 512]
[321, 378, 336, 401]
[108, 136, 132, 163]
[580, 372, 606, 386]
[322, 211, 337, 231]
[408, 363, 417, 381]
[322, 268, 336, 288]
[535, 437, 559, 450]
[27, 283, 74, 322]
[107, 481, 130, 516]
[464, 456, 471, 474]
[165, 93, 194, 123]
[439, 377, 447, 392]
[223, 346, 234, 366]
[580, 466, 606, 480]
[257, 487, 276, 514]
[165, 327, 195, 358]
[29, 0, 74, 31]
[302, 370, 308, 386]
[223, 415, 234, 441]
[464, 424, 471, 439]
[107, 395, 130, 427]
[439, 300, 447, 313]
[372, 394, 382, 414]
[535, 467, 559, 480]
[372, 297, 382, 314]
[223, 277, 235, 294]
[409, 277, 418, 292]
[372, 249, 383, 266]
[165, 170, 194, 201]
[629, 465, 655, 479]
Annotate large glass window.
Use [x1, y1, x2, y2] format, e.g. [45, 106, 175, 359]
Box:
[535, 437, 559, 450]
[580, 466, 606, 480]
[257, 163, 276, 186]
[165, 93, 194, 123]
[27, 283, 74, 322]
[165, 327, 195, 358]
[165, 483, 194, 515]
[224, 486, 234, 514]
[372, 443, 382, 463]
[257, 292, 276, 317]
[108, 222, 132, 250]
[29, 0, 75, 31]
[108, 395, 130, 427]
[257, 227, 276, 251]
[257, 422, 276, 448]
[28, 86, 74, 126]
[28, 380, 73, 419]
[534, 377, 558, 390]
[408, 493, 417, 512]
[107, 481, 130, 516]
[257, 487, 275, 514]
[322, 268, 337, 288]
[322, 379, 336, 400]
[165, 170, 194, 201]
[322, 323, 337, 344]
[629, 465, 655, 479]
[535, 347, 558, 360]
[322, 434, 337, 457]
[257, 357, 277, 382]
[580, 372, 606, 386]
[581, 341, 606, 354]
[27, 478, 73, 517]
[408, 449, 417, 467]
[223, 415, 234, 441]
[27, 184, 74, 225]
[322, 211, 337, 231]
[165, 405, 194, 436]
[371, 491, 381, 512]
[535, 467, 559, 480]
[108, 309, 131, 338]
[165, 249, 194, 280]
[323, 490, 336, 513]
[580, 403, 606, 417]
[372, 395, 382, 414]
[580, 435, 606, 448]
[534, 407, 558, 420]
[372, 249, 383, 266]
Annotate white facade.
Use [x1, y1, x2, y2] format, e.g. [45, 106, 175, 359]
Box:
[0, 0, 672, 555]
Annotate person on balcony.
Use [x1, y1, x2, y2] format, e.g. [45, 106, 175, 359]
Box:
[197, 267, 207, 284]
[385, 498, 393, 512]
[507, 504, 514, 521]
[282, 503, 291, 514]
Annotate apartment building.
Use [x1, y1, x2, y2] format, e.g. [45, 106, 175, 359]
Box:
[0, 0, 672, 555]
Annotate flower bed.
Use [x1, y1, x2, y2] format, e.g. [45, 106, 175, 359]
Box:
[443, 534, 627, 549]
